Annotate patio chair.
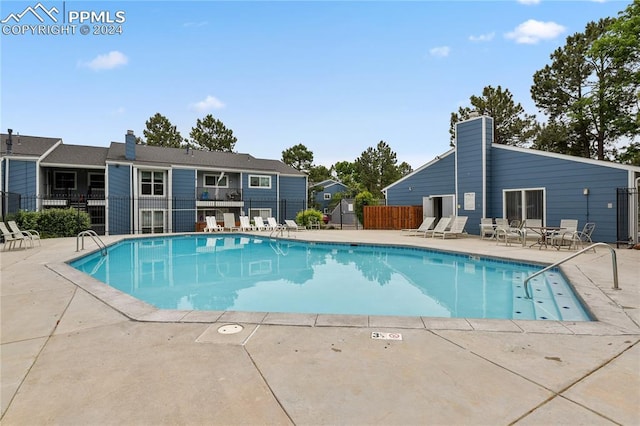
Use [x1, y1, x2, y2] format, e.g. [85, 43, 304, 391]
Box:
[521, 218, 542, 241]
[560, 222, 596, 250]
[204, 216, 223, 232]
[423, 216, 452, 238]
[308, 217, 321, 230]
[432, 216, 468, 239]
[284, 219, 305, 231]
[0, 222, 26, 251]
[402, 216, 436, 236]
[479, 218, 496, 240]
[253, 216, 267, 231]
[550, 219, 579, 249]
[239, 216, 255, 231]
[7, 220, 41, 247]
[496, 220, 525, 247]
[223, 213, 240, 231]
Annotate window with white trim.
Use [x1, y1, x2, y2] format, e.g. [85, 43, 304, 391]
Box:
[141, 210, 165, 234]
[88, 173, 105, 190]
[140, 171, 165, 196]
[503, 188, 545, 223]
[323, 193, 331, 200]
[204, 174, 228, 187]
[54, 171, 77, 190]
[249, 208, 271, 219]
[249, 175, 271, 188]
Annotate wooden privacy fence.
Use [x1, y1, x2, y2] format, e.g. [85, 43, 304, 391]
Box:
[364, 206, 423, 230]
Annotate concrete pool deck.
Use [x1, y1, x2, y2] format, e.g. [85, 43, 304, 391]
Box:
[1, 230, 638, 424]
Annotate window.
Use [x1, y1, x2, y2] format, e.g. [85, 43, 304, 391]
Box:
[140, 171, 164, 196]
[324, 193, 331, 200]
[249, 208, 271, 219]
[249, 175, 271, 188]
[88, 173, 105, 190]
[503, 189, 545, 223]
[54, 171, 76, 190]
[141, 210, 165, 234]
[204, 174, 228, 187]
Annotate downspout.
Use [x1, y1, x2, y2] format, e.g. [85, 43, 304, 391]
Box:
[482, 117, 487, 219]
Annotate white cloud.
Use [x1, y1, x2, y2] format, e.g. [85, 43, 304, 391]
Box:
[112, 107, 125, 115]
[469, 32, 495, 42]
[517, 0, 541, 5]
[429, 46, 450, 57]
[505, 20, 566, 44]
[190, 95, 225, 112]
[79, 51, 128, 70]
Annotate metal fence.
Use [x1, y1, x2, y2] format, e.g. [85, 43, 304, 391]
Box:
[1, 192, 306, 236]
[617, 187, 639, 247]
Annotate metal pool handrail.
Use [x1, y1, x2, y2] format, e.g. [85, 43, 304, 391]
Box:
[76, 230, 107, 256]
[523, 243, 619, 299]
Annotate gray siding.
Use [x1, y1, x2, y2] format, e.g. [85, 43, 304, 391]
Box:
[172, 169, 196, 232]
[491, 148, 627, 242]
[386, 155, 455, 205]
[107, 164, 131, 235]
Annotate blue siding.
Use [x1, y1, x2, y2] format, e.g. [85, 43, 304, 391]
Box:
[7, 160, 37, 211]
[107, 164, 131, 235]
[386, 154, 455, 205]
[456, 118, 489, 231]
[279, 175, 307, 220]
[314, 181, 348, 212]
[491, 148, 627, 242]
[242, 173, 278, 200]
[172, 169, 196, 232]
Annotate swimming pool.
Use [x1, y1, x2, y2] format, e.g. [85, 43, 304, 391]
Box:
[69, 234, 592, 321]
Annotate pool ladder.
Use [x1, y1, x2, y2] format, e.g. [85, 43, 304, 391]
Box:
[76, 230, 108, 256]
[523, 243, 619, 299]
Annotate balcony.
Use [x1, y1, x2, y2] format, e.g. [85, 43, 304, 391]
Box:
[42, 190, 106, 207]
[196, 187, 244, 208]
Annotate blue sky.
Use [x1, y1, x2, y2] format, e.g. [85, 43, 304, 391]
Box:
[0, 0, 632, 169]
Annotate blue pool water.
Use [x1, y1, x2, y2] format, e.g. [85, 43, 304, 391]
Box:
[69, 234, 592, 321]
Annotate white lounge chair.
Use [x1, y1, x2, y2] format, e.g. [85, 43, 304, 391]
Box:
[432, 216, 468, 239]
[267, 217, 283, 230]
[239, 216, 254, 231]
[423, 217, 452, 238]
[1, 222, 27, 250]
[284, 219, 305, 231]
[402, 216, 436, 236]
[253, 216, 267, 231]
[7, 220, 41, 247]
[204, 216, 223, 232]
[223, 213, 240, 231]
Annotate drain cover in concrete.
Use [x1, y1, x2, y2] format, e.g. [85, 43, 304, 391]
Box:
[218, 324, 244, 334]
[371, 332, 402, 340]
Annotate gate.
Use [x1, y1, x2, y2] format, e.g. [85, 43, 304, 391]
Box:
[617, 187, 639, 247]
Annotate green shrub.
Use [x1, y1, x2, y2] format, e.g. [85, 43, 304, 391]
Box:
[13, 209, 90, 238]
[295, 208, 323, 227]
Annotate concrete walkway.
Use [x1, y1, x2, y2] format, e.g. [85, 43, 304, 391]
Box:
[1, 230, 638, 425]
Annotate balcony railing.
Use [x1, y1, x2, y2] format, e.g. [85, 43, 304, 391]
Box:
[197, 187, 242, 201]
